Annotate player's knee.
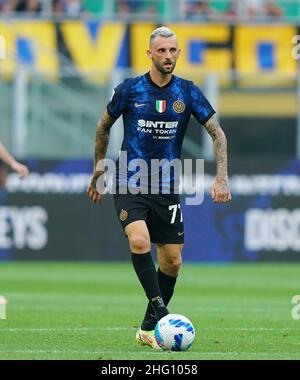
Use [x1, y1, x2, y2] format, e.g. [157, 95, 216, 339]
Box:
[129, 235, 151, 253]
[171, 256, 182, 273]
[162, 255, 182, 275]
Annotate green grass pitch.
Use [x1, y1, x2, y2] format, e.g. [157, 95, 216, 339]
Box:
[0, 262, 300, 360]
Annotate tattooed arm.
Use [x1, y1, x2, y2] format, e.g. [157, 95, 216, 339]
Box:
[87, 110, 116, 204]
[203, 115, 231, 203]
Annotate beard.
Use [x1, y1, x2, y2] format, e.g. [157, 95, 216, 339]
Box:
[153, 59, 176, 74]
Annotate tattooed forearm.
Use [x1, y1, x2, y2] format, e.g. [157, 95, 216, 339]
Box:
[204, 115, 228, 180]
[94, 110, 116, 173]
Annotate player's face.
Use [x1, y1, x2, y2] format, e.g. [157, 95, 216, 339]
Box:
[147, 36, 180, 74]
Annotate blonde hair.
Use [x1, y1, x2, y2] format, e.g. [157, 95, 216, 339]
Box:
[149, 26, 175, 45]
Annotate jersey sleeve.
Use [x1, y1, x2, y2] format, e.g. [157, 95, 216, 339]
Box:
[190, 83, 215, 125]
[106, 81, 127, 119]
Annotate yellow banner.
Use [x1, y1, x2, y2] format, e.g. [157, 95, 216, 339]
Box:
[235, 25, 297, 86]
[0, 21, 127, 82]
[0, 20, 58, 78]
[131, 23, 297, 87]
[0, 21, 297, 87]
[61, 21, 126, 75]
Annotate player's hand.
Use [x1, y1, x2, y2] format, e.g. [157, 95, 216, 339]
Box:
[211, 177, 232, 203]
[11, 161, 29, 178]
[87, 172, 104, 205]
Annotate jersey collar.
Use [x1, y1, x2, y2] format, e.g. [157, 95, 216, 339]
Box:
[145, 72, 174, 89]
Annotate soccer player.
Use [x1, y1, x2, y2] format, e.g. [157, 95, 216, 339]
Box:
[87, 26, 231, 349]
[0, 140, 29, 177]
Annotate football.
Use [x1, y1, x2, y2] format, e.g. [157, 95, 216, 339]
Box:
[154, 314, 195, 351]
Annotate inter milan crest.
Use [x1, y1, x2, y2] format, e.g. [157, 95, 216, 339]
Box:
[156, 100, 166, 113]
[173, 100, 185, 113]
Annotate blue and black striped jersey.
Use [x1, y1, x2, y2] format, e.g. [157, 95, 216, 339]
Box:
[107, 72, 215, 192]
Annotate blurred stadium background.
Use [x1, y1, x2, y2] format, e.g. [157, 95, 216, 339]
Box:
[1, 0, 300, 361]
[1, 0, 299, 262]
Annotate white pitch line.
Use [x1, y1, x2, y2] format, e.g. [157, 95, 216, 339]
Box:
[204, 327, 298, 332]
[0, 349, 123, 355]
[0, 350, 298, 358]
[0, 327, 134, 332]
[0, 326, 298, 333]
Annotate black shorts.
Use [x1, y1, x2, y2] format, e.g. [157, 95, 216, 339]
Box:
[113, 193, 184, 244]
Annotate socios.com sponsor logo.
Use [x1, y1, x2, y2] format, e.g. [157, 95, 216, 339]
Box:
[245, 208, 300, 251]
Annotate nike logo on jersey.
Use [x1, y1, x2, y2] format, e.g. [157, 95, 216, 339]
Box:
[135, 103, 146, 107]
[178, 231, 184, 236]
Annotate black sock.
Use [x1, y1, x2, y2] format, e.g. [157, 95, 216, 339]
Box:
[141, 268, 177, 331]
[157, 268, 177, 305]
[131, 252, 169, 321]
